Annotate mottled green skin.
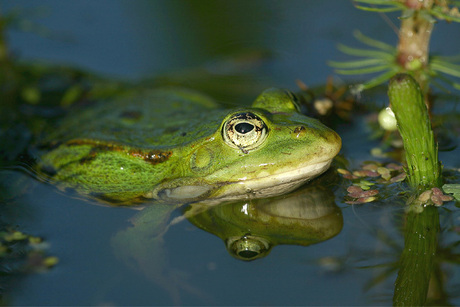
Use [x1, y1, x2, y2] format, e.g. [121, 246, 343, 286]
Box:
[38, 88, 341, 205]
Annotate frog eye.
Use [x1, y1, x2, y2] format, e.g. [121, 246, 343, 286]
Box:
[222, 112, 268, 151]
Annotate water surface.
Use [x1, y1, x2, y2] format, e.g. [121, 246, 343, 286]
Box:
[1, 1, 460, 305]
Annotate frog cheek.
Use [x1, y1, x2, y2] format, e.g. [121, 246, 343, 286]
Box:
[190, 146, 214, 173]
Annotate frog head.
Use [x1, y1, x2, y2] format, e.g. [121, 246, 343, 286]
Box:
[150, 88, 341, 203]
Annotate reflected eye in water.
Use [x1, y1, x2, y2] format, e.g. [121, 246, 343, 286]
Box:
[226, 234, 271, 261]
[222, 112, 268, 152]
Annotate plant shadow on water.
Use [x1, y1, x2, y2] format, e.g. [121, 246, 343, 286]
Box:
[1, 0, 460, 306]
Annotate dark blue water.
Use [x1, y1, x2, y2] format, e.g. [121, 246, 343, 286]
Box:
[2, 1, 460, 305]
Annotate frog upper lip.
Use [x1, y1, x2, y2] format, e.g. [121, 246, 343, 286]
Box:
[238, 159, 333, 185]
[243, 139, 341, 183]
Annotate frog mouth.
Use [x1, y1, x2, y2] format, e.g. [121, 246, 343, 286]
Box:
[218, 159, 333, 201]
[149, 160, 333, 203]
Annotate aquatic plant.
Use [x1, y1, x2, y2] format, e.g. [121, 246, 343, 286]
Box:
[388, 73, 441, 190]
[330, 0, 460, 100]
[331, 0, 460, 197]
[332, 3, 460, 304]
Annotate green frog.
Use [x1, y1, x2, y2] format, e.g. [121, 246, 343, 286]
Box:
[37, 87, 341, 205]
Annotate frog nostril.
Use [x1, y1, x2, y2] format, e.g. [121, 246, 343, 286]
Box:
[294, 126, 306, 133]
[293, 126, 307, 138]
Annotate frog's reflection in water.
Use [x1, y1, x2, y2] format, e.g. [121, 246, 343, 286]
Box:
[111, 182, 343, 303]
[187, 184, 343, 261]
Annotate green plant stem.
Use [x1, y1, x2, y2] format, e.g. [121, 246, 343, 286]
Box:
[393, 205, 439, 306]
[388, 73, 442, 190]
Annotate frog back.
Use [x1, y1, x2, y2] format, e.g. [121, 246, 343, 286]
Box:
[46, 88, 225, 150]
[35, 88, 230, 204]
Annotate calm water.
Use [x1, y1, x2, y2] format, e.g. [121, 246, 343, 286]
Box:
[1, 1, 460, 305]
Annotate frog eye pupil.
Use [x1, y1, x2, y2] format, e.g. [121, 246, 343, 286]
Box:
[238, 250, 259, 259]
[235, 122, 254, 134]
